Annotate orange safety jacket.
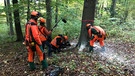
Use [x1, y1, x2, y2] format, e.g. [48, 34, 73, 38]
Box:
[38, 26, 51, 42]
[50, 36, 63, 48]
[25, 19, 42, 46]
[88, 26, 106, 38]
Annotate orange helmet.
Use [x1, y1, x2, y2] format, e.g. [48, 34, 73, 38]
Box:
[39, 17, 46, 23]
[64, 36, 68, 40]
[31, 11, 39, 16]
[86, 23, 91, 27]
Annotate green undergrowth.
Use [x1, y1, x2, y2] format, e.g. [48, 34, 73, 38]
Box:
[96, 19, 135, 43]
[0, 19, 135, 44]
[0, 23, 16, 44]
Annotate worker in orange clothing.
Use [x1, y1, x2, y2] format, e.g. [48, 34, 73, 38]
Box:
[24, 11, 48, 71]
[59, 35, 71, 49]
[38, 17, 52, 57]
[50, 34, 70, 53]
[86, 23, 106, 52]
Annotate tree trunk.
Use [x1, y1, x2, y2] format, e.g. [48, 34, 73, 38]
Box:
[110, 0, 116, 17]
[45, 0, 52, 30]
[4, 0, 14, 35]
[12, 0, 23, 41]
[78, 0, 97, 51]
[7, 0, 14, 35]
[55, 0, 58, 26]
[4, 0, 9, 27]
[123, 0, 128, 22]
[27, 0, 30, 21]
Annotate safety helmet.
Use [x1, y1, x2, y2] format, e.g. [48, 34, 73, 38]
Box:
[31, 11, 39, 17]
[64, 36, 68, 40]
[39, 17, 46, 23]
[86, 23, 91, 27]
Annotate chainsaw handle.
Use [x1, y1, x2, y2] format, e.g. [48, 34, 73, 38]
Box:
[51, 18, 62, 31]
[51, 18, 67, 31]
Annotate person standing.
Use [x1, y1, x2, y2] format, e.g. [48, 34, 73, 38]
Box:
[38, 17, 52, 57]
[86, 23, 106, 52]
[24, 11, 48, 70]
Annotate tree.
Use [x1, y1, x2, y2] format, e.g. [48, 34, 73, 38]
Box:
[27, 0, 30, 21]
[122, 0, 129, 22]
[110, 0, 116, 17]
[55, 0, 58, 26]
[78, 0, 97, 51]
[45, 0, 52, 30]
[12, 0, 23, 41]
[4, 0, 14, 35]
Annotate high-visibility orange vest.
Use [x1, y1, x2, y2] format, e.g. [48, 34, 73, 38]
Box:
[88, 26, 106, 38]
[38, 26, 51, 42]
[38, 26, 47, 41]
[51, 36, 62, 48]
[25, 19, 42, 45]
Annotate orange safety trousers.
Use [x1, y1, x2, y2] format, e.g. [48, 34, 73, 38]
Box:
[27, 44, 44, 62]
[90, 35, 105, 47]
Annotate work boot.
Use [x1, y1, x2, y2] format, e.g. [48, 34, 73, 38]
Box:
[48, 50, 52, 57]
[89, 46, 93, 52]
[29, 62, 36, 71]
[41, 60, 48, 70]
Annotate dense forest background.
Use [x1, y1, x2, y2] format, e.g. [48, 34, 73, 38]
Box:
[0, 0, 135, 75]
[0, 0, 135, 44]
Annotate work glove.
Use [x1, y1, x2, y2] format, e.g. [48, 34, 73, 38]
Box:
[101, 46, 105, 52]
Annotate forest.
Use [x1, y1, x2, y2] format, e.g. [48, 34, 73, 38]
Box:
[0, 0, 135, 76]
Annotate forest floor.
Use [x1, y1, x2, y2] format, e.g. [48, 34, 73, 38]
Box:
[0, 38, 135, 76]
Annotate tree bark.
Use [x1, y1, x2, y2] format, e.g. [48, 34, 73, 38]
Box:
[27, 0, 30, 21]
[55, 0, 58, 26]
[78, 0, 97, 51]
[7, 0, 14, 35]
[4, 0, 9, 27]
[110, 0, 116, 17]
[123, 0, 128, 22]
[12, 0, 23, 41]
[4, 0, 14, 35]
[45, 0, 52, 30]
